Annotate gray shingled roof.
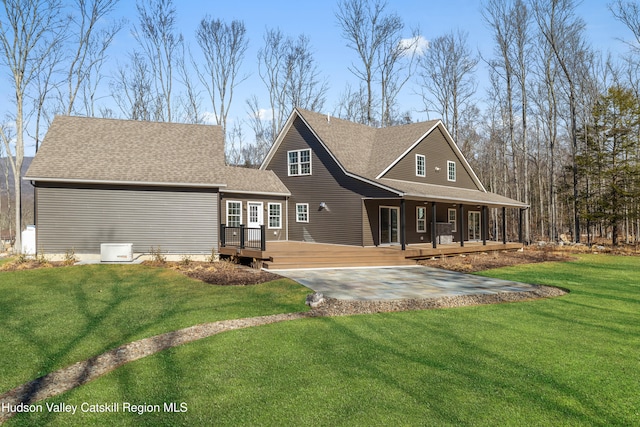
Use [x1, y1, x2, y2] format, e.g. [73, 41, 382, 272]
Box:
[222, 166, 290, 195]
[293, 108, 527, 208]
[25, 116, 289, 195]
[296, 108, 439, 179]
[378, 178, 528, 208]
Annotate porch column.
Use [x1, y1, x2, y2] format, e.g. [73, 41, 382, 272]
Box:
[459, 204, 465, 247]
[482, 205, 488, 246]
[431, 201, 437, 249]
[519, 208, 524, 243]
[502, 207, 507, 244]
[400, 199, 406, 251]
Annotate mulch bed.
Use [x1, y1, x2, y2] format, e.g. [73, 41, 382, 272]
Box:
[144, 260, 282, 286]
[417, 247, 574, 273]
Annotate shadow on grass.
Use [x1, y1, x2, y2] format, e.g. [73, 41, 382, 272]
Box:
[0, 265, 307, 424]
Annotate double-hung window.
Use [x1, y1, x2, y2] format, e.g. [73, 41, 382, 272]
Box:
[268, 203, 282, 229]
[416, 154, 426, 177]
[447, 161, 456, 182]
[417, 206, 427, 232]
[226, 201, 242, 227]
[288, 149, 312, 176]
[448, 208, 457, 232]
[296, 203, 309, 223]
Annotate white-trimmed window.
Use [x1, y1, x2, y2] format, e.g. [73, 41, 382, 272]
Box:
[288, 149, 312, 176]
[416, 154, 426, 177]
[268, 203, 282, 229]
[447, 161, 456, 182]
[448, 208, 457, 232]
[296, 203, 309, 223]
[417, 206, 427, 232]
[226, 200, 242, 227]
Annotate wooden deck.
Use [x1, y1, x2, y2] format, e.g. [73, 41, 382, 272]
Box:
[399, 242, 524, 259]
[221, 241, 523, 269]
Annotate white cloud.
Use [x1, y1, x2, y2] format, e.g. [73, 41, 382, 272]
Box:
[201, 111, 220, 125]
[249, 108, 274, 121]
[399, 35, 429, 56]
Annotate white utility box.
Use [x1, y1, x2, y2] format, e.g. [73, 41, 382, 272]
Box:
[22, 225, 36, 255]
[100, 243, 133, 262]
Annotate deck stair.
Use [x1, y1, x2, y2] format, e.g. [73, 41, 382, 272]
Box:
[262, 242, 417, 270]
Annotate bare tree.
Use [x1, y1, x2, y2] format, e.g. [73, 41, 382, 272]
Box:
[334, 83, 369, 123]
[417, 29, 478, 143]
[336, 0, 405, 125]
[195, 17, 248, 131]
[254, 28, 327, 145]
[133, 0, 183, 122]
[111, 51, 156, 120]
[0, 0, 66, 252]
[378, 31, 420, 126]
[483, 0, 533, 242]
[245, 94, 275, 166]
[610, 0, 640, 50]
[533, 0, 592, 243]
[58, 0, 123, 116]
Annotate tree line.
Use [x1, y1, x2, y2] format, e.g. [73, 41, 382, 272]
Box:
[1, 0, 640, 251]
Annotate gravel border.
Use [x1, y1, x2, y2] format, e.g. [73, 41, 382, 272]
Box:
[0, 284, 566, 424]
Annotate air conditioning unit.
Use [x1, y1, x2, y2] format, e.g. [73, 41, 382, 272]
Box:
[100, 243, 133, 262]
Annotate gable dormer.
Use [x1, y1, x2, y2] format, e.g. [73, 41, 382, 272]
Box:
[377, 123, 483, 191]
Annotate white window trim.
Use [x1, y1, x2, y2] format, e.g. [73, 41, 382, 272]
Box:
[296, 203, 309, 223]
[268, 202, 282, 229]
[448, 208, 457, 233]
[416, 206, 427, 233]
[226, 200, 242, 227]
[416, 154, 426, 177]
[287, 148, 312, 176]
[447, 161, 456, 182]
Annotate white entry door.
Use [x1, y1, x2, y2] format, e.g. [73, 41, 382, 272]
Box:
[247, 202, 264, 228]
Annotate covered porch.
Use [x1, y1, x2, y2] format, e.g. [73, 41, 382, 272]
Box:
[363, 178, 529, 251]
[364, 198, 528, 251]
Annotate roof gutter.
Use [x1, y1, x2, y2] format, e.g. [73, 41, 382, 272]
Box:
[221, 189, 291, 197]
[402, 193, 529, 208]
[23, 176, 228, 189]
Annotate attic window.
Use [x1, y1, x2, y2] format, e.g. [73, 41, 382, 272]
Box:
[288, 149, 312, 176]
[416, 154, 425, 177]
[447, 161, 456, 182]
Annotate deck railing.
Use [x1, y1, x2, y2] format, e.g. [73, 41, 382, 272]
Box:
[220, 224, 266, 251]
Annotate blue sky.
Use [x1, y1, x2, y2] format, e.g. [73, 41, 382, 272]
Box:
[1, 0, 634, 155]
[108, 0, 633, 123]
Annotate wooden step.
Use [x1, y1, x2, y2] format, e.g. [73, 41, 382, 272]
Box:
[263, 258, 416, 270]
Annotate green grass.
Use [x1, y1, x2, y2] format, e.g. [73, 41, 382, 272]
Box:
[5, 255, 640, 426]
[0, 256, 15, 266]
[0, 264, 310, 393]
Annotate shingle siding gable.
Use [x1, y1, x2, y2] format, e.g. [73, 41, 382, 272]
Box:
[380, 127, 480, 191]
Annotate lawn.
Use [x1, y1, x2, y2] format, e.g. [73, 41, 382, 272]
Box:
[4, 255, 640, 426]
[0, 264, 310, 394]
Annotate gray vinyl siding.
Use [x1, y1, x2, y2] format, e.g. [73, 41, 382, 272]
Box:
[36, 184, 218, 254]
[382, 127, 480, 190]
[219, 193, 287, 241]
[267, 117, 397, 246]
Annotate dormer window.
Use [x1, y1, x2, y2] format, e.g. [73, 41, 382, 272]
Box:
[288, 149, 312, 176]
[416, 154, 425, 177]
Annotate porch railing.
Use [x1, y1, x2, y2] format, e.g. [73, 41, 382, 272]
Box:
[220, 224, 266, 251]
